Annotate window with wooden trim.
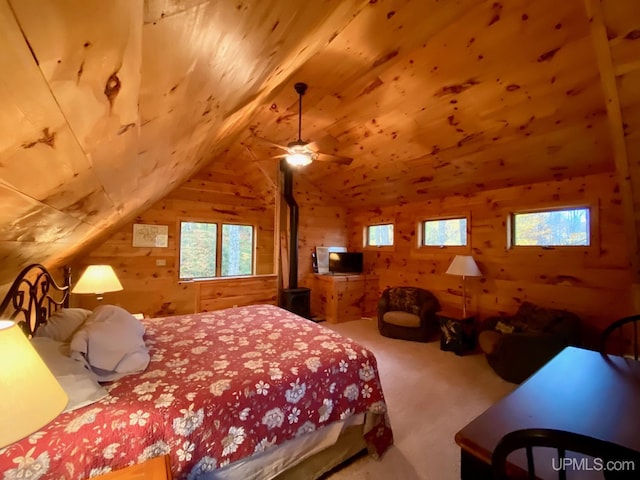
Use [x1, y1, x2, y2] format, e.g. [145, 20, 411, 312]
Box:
[510, 207, 590, 247]
[422, 217, 468, 247]
[179, 221, 254, 280]
[366, 224, 394, 246]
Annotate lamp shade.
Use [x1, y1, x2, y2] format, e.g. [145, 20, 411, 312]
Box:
[72, 265, 123, 294]
[0, 320, 68, 448]
[445, 255, 482, 277]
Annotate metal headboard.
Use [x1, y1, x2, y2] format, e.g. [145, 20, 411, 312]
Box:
[0, 264, 71, 337]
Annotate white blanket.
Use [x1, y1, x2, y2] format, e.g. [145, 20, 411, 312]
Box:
[70, 305, 150, 381]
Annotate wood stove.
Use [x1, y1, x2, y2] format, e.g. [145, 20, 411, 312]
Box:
[279, 287, 311, 319]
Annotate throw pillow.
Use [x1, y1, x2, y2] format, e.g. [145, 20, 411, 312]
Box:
[388, 288, 417, 311]
[495, 320, 515, 334]
[35, 308, 92, 343]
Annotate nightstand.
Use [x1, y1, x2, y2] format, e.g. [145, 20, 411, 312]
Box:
[438, 307, 476, 355]
[93, 455, 172, 480]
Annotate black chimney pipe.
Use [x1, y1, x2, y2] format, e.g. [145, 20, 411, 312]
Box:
[281, 160, 298, 289]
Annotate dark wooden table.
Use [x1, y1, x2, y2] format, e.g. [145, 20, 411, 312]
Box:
[455, 347, 640, 479]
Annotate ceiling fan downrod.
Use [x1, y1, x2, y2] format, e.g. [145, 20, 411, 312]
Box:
[294, 82, 307, 142]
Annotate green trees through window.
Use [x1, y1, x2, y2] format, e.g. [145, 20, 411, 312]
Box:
[423, 218, 467, 246]
[179, 221, 254, 280]
[221, 224, 253, 276]
[512, 208, 590, 246]
[367, 224, 394, 246]
[180, 222, 217, 279]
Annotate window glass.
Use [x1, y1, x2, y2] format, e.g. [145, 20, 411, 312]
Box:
[512, 208, 590, 246]
[423, 218, 467, 246]
[179, 222, 217, 280]
[221, 224, 254, 276]
[367, 224, 394, 246]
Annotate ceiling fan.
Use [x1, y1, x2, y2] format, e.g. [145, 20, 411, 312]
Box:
[254, 82, 353, 167]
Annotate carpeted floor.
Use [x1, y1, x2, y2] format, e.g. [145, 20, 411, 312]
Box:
[322, 318, 516, 480]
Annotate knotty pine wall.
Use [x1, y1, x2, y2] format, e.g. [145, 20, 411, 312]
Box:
[295, 176, 348, 287]
[346, 172, 632, 345]
[71, 163, 277, 317]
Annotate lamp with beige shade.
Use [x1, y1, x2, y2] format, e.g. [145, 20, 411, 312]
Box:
[0, 320, 68, 448]
[72, 265, 123, 301]
[445, 255, 482, 317]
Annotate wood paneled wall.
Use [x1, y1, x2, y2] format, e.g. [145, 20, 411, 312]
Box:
[346, 172, 632, 344]
[71, 162, 276, 317]
[295, 176, 348, 285]
[197, 276, 277, 312]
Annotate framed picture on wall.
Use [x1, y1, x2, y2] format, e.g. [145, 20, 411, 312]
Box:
[132, 224, 169, 248]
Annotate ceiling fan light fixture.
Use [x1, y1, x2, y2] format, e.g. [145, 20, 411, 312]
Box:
[286, 149, 314, 167]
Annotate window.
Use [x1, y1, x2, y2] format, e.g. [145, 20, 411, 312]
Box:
[511, 207, 590, 247]
[180, 222, 217, 279]
[422, 217, 467, 247]
[221, 224, 253, 276]
[179, 221, 254, 280]
[367, 224, 394, 246]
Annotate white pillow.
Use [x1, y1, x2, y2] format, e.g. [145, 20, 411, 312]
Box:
[31, 337, 109, 413]
[35, 308, 92, 342]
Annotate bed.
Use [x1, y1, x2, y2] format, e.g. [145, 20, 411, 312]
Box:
[0, 264, 393, 479]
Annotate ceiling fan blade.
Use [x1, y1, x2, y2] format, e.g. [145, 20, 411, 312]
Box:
[306, 134, 339, 154]
[314, 152, 354, 165]
[252, 135, 290, 152]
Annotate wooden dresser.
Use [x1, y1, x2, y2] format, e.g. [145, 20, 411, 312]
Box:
[93, 455, 172, 480]
[306, 273, 379, 323]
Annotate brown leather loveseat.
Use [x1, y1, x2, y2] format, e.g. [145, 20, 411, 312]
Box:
[479, 301, 582, 383]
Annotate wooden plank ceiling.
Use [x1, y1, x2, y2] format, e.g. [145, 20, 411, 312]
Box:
[0, 0, 638, 288]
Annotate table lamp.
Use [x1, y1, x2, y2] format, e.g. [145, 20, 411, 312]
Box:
[445, 255, 482, 317]
[0, 320, 68, 448]
[72, 265, 123, 301]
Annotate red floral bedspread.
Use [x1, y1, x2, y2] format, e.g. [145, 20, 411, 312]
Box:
[1, 304, 392, 479]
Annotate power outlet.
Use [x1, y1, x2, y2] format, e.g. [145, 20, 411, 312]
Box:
[156, 259, 166, 267]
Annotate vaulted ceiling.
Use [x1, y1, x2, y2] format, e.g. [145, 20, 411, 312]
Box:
[0, 0, 638, 286]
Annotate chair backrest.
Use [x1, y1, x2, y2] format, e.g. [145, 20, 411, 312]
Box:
[383, 287, 439, 314]
[492, 428, 640, 480]
[600, 315, 640, 360]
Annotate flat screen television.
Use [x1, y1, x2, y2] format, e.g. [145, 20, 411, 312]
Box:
[328, 252, 363, 274]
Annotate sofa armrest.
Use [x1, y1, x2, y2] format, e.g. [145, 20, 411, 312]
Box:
[418, 296, 440, 320]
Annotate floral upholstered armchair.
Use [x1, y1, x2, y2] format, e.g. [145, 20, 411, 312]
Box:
[377, 287, 441, 342]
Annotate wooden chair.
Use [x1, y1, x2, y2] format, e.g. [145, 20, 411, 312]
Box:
[600, 314, 640, 360]
[492, 428, 640, 480]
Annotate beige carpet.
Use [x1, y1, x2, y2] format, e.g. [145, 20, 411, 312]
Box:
[323, 318, 516, 480]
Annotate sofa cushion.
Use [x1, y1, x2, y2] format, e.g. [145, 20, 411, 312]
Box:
[479, 330, 502, 355]
[383, 311, 421, 328]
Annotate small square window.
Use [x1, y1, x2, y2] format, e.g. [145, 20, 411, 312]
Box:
[422, 218, 467, 247]
[367, 224, 394, 246]
[511, 207, 590, 247]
